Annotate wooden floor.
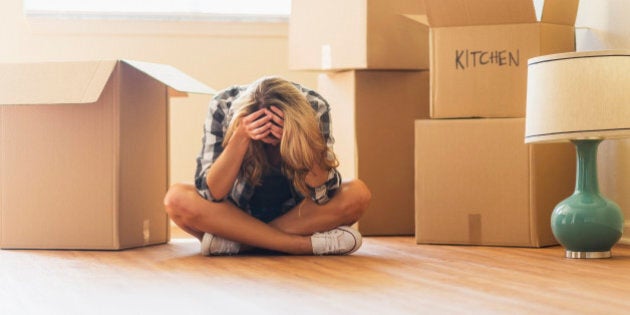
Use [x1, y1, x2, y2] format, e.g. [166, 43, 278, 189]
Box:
[2, 235, 630, 315]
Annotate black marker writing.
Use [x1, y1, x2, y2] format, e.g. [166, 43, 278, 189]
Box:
[455, 49, 520, 69]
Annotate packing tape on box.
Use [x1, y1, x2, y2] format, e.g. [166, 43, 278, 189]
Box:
[143, 219, 151, 245]
[321, 44, 332, 70]
[468, 214, 482, 245]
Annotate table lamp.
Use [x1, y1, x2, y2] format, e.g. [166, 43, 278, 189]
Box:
[525, 50, 630, 259]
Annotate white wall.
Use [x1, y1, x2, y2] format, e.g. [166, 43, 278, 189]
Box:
[575, 0, 630, 243]
[576, 0, 630, 50]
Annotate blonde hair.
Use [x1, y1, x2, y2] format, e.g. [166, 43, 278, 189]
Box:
[223, 76, 338, 195]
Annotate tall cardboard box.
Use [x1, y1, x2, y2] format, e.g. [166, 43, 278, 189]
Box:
[0, 60, 214, 250]
[415, 118, 575, 247]
[598, 140, 630, 242]
[319, 70, 429, 235]
[406, 0, 579, 118]
[289, 0, 428, 70]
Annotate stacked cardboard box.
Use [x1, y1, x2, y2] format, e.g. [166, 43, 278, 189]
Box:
[290, 0, 429, 235]
[413, 0, 580, 247]
[0, 60, 214, 249]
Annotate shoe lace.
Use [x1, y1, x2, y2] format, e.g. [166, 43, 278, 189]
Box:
[317, 229, 343, 254]
[212, 237, 240, 254]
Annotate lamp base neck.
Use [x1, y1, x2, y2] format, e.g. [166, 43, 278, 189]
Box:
[572, 139, 602, 194]
[565, 250, 611, 259]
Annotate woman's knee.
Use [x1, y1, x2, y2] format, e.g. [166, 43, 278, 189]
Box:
[339, 179, 371, 222]
[164, 183, 184, 210]
[164, 183, 201, 222]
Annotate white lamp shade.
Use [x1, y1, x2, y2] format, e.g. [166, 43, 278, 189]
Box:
[525, 50, 630, 143]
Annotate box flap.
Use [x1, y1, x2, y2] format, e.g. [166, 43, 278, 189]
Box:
[403, 14, 429, 26]
[122, 60, 215, 95]
[540, 0, 579, 25]
[0, 60, 117, 105]
[423, 0, 536, 26]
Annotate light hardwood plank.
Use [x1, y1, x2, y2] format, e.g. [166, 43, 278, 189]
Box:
[1, 237, 630, 314]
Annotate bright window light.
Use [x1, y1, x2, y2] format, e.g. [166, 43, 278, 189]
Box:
[24, 0, 291, 21]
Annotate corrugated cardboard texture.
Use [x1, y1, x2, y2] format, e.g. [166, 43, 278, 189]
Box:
[540, 0, 579, 25]
[0, 60, 212, 249]
[0, 61, 116, 105]
[317, 72, 357, 181]
[290, 0, 366, 70]
[408, 0, 578, 118]
[289, 0, 427, 70]
[539, 24, 576, 55]
[1, 76, 117, 249]
[118, 62, 169, 249]
[319, 70, 429, 236]
[424, 0, 536, 27]
[122, 60, 215, 95]
[366, 1, 429, 69]
[415, 118, 575, 247]
[598, 140, 630, 243]
[530, 144, 576, 246]
[430, 24, 540, 118]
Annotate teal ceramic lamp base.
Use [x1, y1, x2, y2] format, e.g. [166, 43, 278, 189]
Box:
[551, 140, 624, 259]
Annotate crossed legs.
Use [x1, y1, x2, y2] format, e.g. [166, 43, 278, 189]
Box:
[163, 180, 371, 255]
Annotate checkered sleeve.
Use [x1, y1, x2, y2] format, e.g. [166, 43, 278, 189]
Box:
[304, 89, 342, 205]
[194, 92, 231, 201]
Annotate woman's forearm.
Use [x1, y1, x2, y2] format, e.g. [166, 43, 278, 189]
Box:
[205, 132, 250, 200]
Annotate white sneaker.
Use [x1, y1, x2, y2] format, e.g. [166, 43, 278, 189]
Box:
[200, 233, 241, 256]
[311, 226, 362, 255]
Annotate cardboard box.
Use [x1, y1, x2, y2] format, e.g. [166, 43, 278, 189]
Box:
[289, 0, 428, 70]
[415, 118, 575, 247]
[0, 60, 214, 249]
[318, 70, 429, 236]
[405, 0, 579, 118]
[598, 140, 630, 243]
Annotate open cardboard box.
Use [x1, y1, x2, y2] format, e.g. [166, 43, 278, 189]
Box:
[289, 0, 428, 70]
[0, 60, 214, 250]
[405, 0, 579, 118]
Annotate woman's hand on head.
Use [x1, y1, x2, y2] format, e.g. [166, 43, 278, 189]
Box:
[261, 106, 284, 146]
[238, 108, 273, 142]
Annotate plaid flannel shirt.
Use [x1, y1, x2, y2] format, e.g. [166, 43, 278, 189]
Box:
[194, 83, 342, 212]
